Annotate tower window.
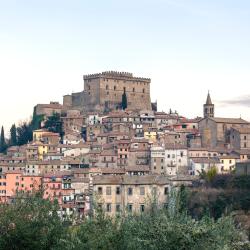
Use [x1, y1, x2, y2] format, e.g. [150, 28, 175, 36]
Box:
[106, 85, 108, 90]
[114, 86, 116, 90]
[142, 88, 145, 93]
[133, 88, 135, 92]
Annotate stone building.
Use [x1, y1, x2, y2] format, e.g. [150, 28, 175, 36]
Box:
[203, 92, 214, 118]
[150, 146, 165, 175]
[92, 175, 171, 216]
[63, 71, 152, 112]
[230, 127, 250, 150]
[35, 102, 64, 117]
[199, 93, 250, 148]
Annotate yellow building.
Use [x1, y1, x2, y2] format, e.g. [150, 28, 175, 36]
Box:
[37, 143, 48, 160]
[144, 130, 157, 142]
[219, 155, 240, 174]
[33, 129, 60, 144]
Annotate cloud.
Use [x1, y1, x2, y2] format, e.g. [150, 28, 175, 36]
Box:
[217, 95, 250, 107]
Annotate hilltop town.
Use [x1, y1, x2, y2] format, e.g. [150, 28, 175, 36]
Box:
[0, 71, 249, 217]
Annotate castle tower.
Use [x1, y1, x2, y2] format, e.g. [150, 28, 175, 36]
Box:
[203, 92, 214, 118]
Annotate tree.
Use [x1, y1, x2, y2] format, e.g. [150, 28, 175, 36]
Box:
[17, 122, 33, 146]
[121, 90, 127, 110]
[0, 126, 7, 153]
[44, 113, 64, 138]
[9, 124, 17, 146]
[31, 107, 44, 131]
[0, 192, 69, 250]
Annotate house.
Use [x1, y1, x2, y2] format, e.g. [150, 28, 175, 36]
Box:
[165, 144, 188, 175]
[189, 157, 221, 175]
[150, 146, 165, 175]
[92, 175, 171, 216]
[230, 127, 250, 150]
[218, 155, 240, 174]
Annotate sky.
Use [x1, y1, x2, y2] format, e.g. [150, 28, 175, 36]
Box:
[0, 0, 250, 133]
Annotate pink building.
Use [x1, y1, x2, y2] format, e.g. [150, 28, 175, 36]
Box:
[0, 170, 42, 203]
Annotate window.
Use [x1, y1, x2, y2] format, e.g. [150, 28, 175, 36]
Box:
[98, 187, 103, 195]
[106, 203, 112, 212]
[128, 187, 133, 195]
[106, 186, 111, 195]
[229, 160, 232, 164]
[140, 187, 145, 195]
[133, 87, 135, 92]
[180, 152, 183, 157]
[127, 204, 133, 212]
[142, 88, 145, 93]
[140, 204, 145, 212]
[116, 204, 121, 212]
[116, 187, 120, 195]
[106, 85, 108, 90]
[164, 187, 169, 195]
[244, 143, 247, 148]
[244, 136, 247, 140]
[114, 86, 116, 90]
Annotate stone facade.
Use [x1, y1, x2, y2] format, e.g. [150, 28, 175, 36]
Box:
[63, 71, 152, 112]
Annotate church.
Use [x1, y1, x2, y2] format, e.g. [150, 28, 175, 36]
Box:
[198, 92, 250, 148]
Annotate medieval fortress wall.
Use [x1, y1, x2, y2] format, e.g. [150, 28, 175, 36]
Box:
[63, 71, 152, 112]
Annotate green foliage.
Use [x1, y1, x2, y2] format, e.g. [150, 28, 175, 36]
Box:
[71, 189, 243, 250]
[0, 192, 68, 250]
[44, 113, 64, 138]
[0, 126, 7, 153]
[9, 124, 17, 146]
[16, 122, 33, 146]
[121, 90, 127, 110]
[206, 166, 217, 182]
[0, 188, 246, 250]
[199, 166, 217, 183]
[31, 108, 44, 131]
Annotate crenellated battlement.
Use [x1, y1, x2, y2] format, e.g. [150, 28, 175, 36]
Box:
[83, 71, 150, 82]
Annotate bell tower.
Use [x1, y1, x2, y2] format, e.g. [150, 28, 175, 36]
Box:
[203, 91, 214, 118]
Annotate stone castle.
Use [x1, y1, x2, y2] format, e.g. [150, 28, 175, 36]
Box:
[63, 71, 152, 112]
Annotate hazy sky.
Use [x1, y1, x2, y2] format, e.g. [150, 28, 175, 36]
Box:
[1, 0, 250, 133]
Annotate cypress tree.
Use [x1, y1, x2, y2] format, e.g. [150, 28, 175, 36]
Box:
[10, 124, 17, 146]
[122, 90, 127, 110]
[0, 126, 7, 153]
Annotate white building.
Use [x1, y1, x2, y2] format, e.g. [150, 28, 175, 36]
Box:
[189, 157, 221, 175]
[165, 144, 188, 175]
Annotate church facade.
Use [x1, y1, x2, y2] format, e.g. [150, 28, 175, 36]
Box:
[199, 93, 250, 148]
